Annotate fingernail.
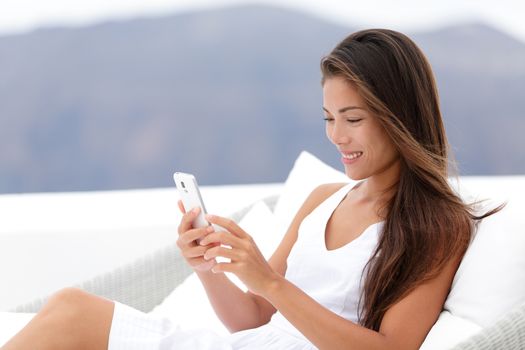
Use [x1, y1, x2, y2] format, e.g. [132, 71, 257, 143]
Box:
[192, 207, 200, 214]
[199, 239, 206, 246]
[206, 226, 214, 233]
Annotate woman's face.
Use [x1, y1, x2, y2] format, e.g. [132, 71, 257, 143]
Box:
[322, 76, 400, 181]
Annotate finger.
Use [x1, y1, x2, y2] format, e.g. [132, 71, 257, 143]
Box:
[205, 214, 248, 239]
[178, 200, 186, 214]
[179, 225, 214, 245]
[188, 257, 216, 271]
[210, 262, 233, 274]
[203, 245, 240, 262]
[178, 207, 201, 234]
[199, 230, 244, 248]
[181, 245, 208, 259]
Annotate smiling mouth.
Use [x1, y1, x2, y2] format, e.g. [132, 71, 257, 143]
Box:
[342, 151, 363, 160]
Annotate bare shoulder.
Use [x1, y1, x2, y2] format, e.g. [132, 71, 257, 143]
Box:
[304, 182, 349, 211]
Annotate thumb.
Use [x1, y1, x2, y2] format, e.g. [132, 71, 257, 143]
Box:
[178, 200, 186, 214]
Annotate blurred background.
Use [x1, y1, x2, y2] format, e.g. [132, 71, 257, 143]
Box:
[1, 0, 524, 193]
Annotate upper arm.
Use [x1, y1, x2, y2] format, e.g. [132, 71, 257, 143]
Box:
[247, 182, 348, 324]
[379, 255, 462, 349]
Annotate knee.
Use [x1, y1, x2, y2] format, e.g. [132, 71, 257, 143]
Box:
[37, 288, 114, 348]
[47, 287, 89, 307]
[41, 287, 91, 319]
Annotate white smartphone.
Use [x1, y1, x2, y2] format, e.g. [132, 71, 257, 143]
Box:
[173, 172, 210, 229]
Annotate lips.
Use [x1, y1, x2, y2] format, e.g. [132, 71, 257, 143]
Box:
[341, 151, 363, 160]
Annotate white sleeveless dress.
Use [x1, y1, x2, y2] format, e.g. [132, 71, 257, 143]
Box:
[108, 182, 383, 350]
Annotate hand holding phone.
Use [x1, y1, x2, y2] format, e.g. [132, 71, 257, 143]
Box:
[173, 172, 217, 271]
[173, 172, 210, 229]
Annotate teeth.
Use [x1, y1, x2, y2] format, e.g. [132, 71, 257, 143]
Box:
[342, 152, 363, 159]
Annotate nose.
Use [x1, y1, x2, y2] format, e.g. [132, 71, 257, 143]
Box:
[328, 120, 350, 145]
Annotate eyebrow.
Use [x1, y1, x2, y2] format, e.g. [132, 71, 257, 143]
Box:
[323, 106, 365, 114]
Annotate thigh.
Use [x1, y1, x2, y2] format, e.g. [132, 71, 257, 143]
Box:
[16, 288, 115, 350]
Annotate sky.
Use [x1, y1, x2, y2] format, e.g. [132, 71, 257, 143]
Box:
[1, 0, 525, 42]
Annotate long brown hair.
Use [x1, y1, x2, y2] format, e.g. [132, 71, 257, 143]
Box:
[320, 29, 504, 331]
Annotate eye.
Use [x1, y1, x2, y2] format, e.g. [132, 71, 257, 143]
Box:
[323, 117, 334, 122]
[347, 118, 362, 123]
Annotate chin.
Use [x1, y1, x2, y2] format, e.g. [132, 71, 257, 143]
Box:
[344, 168, 366, 181]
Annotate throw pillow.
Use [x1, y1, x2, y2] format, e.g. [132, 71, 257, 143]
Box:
[273, 151, 350, 236]
[420, 311, 482, 350]
[444, 190, 525, 327]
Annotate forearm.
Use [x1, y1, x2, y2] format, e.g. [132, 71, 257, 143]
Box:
[196, 270, 263, 332]
[263, 276, 390, 350]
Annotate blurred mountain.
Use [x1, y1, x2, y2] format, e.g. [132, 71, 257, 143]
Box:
[0, 5, 524, 193]
[411, 24, 525, 175]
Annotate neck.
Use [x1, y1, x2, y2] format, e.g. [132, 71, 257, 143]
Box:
[357, 158, 400, 204]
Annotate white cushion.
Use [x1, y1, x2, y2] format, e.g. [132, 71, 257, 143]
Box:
[419, 311, 482, 350]
[445, 181, 525, 327]
[273, 151, 350, 236]
[149, 201, 281, 335]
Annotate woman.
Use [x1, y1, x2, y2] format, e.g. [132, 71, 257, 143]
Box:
[2, 29, 503, 350]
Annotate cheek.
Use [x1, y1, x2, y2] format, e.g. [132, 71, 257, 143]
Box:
[367, 128, 397, 160]
[376, 135, 398, 161]
[325, 124, 333, 142]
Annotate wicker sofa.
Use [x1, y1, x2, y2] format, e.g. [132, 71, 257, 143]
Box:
[10, 193, 525, 349]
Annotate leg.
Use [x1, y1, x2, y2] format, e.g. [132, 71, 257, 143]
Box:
[2, 287, 114, 350]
